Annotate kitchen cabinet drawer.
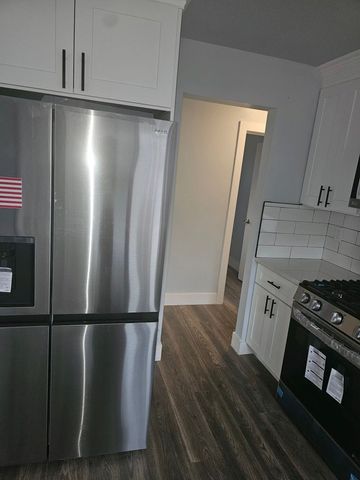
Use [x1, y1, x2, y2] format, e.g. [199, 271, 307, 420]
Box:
[256, 264, 297, 307]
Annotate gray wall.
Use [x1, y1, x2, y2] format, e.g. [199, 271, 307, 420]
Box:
[229, 135, 263, 270]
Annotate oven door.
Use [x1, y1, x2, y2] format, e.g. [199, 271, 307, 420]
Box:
[280, 304, 360, 469]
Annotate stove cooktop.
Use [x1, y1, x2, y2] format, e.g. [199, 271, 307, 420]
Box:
[300, 279, 360, 318]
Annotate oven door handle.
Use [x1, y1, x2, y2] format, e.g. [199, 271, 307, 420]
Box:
[292, 306, 360, 369]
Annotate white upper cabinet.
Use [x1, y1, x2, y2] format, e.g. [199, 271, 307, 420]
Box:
[301, 78, 360, 215]
[0, 0, 74, 93]
[74, 0, 182, 108]
[0, 0, 183, 110]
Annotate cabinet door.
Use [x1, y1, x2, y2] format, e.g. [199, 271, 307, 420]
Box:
[331, 79, 360, 214]
[0, 0, 74, 93]
[266, 299, 291, 379]
[74, 0, 181, 108]
[302, 83, 355, 209]
[246, 284, 269, 359]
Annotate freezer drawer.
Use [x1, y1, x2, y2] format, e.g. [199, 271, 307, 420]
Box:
[49, 322, 157, 461]
[0, 326, 49, 466]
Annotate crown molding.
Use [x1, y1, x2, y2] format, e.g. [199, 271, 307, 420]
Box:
[319, 49, 360, 88]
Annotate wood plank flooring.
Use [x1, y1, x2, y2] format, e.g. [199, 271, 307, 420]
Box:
[0, 268, 335, 479]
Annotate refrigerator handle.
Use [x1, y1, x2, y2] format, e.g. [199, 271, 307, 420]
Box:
[62, 49, 66, 89]
[81, 52, 85, 91]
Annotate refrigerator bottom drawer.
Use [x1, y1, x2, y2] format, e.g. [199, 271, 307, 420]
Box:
[49, 322, 157, 461]
[0, 325, 49, 466]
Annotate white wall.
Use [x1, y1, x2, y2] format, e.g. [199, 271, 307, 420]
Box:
[229, 134, 263, 270]
[165, 98, 267, 303]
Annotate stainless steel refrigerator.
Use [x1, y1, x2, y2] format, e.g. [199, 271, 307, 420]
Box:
[0, 95, 175, 465]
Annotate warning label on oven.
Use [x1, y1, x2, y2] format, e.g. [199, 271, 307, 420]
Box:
[305, 345, 326, 390]
[326, 368, 344, 404]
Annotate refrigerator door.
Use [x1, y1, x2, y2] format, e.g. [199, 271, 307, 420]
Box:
[0, 96, 52, 316]
[0, 325, 49, 466]
[53, 106, 175, 315]
[49, 322, 157, 460]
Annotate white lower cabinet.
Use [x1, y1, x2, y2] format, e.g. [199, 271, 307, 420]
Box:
[247, 282, 291, 379]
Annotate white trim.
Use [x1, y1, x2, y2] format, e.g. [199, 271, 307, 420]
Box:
[231, 331, 253, 355]
[154, 0, 187, 8]
[319, 49, 360, 88]
[228, 256, 239, 271]
[165, 292, 219, 305]
[155, 341, 163, 361]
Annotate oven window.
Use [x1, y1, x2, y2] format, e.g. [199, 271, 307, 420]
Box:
[281, 318, 360, 466]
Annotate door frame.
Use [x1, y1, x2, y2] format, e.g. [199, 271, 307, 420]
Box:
[216, 121, 266, 304]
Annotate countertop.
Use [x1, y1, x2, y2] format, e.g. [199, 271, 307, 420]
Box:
[255, 258, 360, 286]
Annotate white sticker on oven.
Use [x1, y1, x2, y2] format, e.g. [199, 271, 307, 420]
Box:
[305, 345, 326, 390]
[0, 268, 12, 293]
[326, 368, 344, 404]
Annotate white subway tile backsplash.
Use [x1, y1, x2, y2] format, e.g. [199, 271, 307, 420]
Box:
[290, 247, 323, 259]
[257, 246, 292, 258]
[325, 237, 340, 252]
[329, 211, 345, 226]
[308, 235, 326, 247]
[257, 203, 360, 271]
[263, 206, 280, 220]
[258, 232, 276, 246]
[295, 222, 328, 235]
[340, 228, 358, 243]
[339, 241, 360, 260]
[262, 220, 295, 234]
[275, 234, 309, 246]
[279, 208, 314, 222]
[313, 210, 331, 223]
[327, 224, 340, 239]
[323, 249, 352, 269]
[350, 259, 360, 275]
[343, 214, 360, 230]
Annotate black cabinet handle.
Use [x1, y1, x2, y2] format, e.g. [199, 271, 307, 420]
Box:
[267, 280, 280, 290]
[264, 295, 270, 315]
[317, 185, 325, 206]
[270, 299, 276, 318]
[325, 186, 333, 207]
[62, 49, 66, 89]
[81, 52, 85, 91]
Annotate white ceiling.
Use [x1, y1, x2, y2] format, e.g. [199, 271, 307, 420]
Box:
[181, 0, 360, 66]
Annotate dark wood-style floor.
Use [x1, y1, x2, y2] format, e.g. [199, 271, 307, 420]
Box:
[0, 268, 335, 480]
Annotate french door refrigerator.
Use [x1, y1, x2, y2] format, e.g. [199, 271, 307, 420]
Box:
[0, 95, 175, 465]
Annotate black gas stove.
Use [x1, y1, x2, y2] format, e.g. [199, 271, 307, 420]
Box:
[295, 279, 360, 345]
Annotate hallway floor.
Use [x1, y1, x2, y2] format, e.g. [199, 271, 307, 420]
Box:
[0, 269, 335, 479]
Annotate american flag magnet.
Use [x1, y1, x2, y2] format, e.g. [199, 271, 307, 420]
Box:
[0, 176, 23, 209]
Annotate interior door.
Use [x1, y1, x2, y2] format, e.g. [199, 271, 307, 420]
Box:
[0, 0, 74, 92]
[74, 0, 180, 108]
[238, 139, 263, 281]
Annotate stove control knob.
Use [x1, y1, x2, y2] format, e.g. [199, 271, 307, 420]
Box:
[300, 292, 311, 304]
[330, 312, 343, 325]
[310, 299, 322, 312]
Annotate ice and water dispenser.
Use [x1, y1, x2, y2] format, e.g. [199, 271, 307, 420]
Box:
[0, 237, 34, 307]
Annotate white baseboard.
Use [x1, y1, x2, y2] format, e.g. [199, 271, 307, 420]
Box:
[155, 341, 162, 361]
[164, 292, 219, 305]
[231, 331, 253, 355]
[228, 256, 239, 271]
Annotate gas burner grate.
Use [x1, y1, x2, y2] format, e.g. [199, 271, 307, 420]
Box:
[300, 279, 360, 318]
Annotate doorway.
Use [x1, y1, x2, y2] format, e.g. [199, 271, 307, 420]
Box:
[165, 97, 268, 307]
